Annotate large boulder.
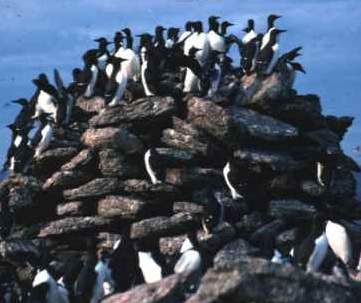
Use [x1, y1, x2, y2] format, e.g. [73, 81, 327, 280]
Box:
[102, 273, 187, 303]
[187, 257, 361, 303]
[90, 96, 177, 127]
[63, 178, 122, 200]
[81, 127, 144, 154]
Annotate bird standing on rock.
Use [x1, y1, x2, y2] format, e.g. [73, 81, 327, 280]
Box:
[256, 28, 287, 75]
[105, 56, 128, 106]
[262, 14, 282, 49]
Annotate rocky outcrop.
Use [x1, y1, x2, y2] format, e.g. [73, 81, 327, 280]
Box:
[0, 67, 358, 303]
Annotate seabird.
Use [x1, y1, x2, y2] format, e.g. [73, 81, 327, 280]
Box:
[177, 21, 193, 46]
[256, 29, 287, 75]
[174, 231, 202, 292]
[29, 268, 69, 303]
[201, 188, 224, 235]
[31, 73, 59, 123]
[12, 98, 33, 130]
[138, 33, 156, 96]
[261, 14, 282, 49]
[105, 56, 128, 106]
[0, 199, 14, 240]
[30, 113, 54, 158]
[325, 220, 354, 268]
[82, 50, 99, 98]
[165, 27, 180, 49]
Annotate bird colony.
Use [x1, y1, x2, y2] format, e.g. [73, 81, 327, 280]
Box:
[0, 15, 360, 303]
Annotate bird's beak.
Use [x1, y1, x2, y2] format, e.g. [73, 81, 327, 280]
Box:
[228, 23, 235, 27]
[275, 15, 282, 19]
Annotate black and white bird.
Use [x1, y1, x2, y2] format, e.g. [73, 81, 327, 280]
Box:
[256, 29, 287, 75]
[177, 21, 193, 46]
[108, 236, 144, 292]
[144, 148, 164, 184]
[261, 14, 282, 49]
[29, 268, 69, 303]
[191, 21, 210, 66]
[240, 19, 261, 74]
[171, 46, 203, 80]
[273, 47, 305, 82]
[207, 16, 224, 53]
[57, 256, 83, 302]
[325, 220, 354, 268]
[291, 218, 329, 272]
[105, 56, 128, 106]
[122, 28, 134, 50]
[111, 31, 125, 57]
[117, 29, 140, 82]
[30, 113, 54, 158]
[205, 50, 224, 97]
[165, 27, 180, 49]
[82, 50, 100, 98]
[174, 231, 202, 293]
[94, 37, 112, 72]
[31, 74, 59, 124]
[4, 123, 32, 173]
[0, 200, 14, 240]
[223, 161, 244, 200]
[12, 98, 33, 130]
[138, 33, 156, 96]
[201, 189, 224, 235]
[241, 33, 263, 75]
[53, 69, 74, 126]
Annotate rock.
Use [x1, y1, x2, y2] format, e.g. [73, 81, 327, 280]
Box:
[255, 94, 324, 131]
[197, 223, 236, 254]
[235, 212, 266, 236]
[63, 178, 121, 200]
[8, 186, 33, 210]
[38, 216, 118, 238]
[120, 179, 181, 200]
[32, 147, 79, 176]
[187, 257, 361, 303]
[130, 213, 197, 240]
[305, 128, 341, 153]
[90, 96, 177, 127]
[213, 238, 260, 267]
[269, 199, 317, 221]
[161, 117, 219, 158]
[187, 97, 247, 149]
[267, 174, 299, 197]
[0, 239, 40, 263]
[81, 127, 144, 154]
[159, 223, 236, 257]
[97, 196, 148, 219]
[56, 201, 95, 217]
[234, 148, 305, 172]
[241, 70, 294, 106]
[154, 148, 197, 166]
[229, 107, 298, 142]
[173, 202, 204, 215]
[300, 180, 326, 197]
[326, 115, 354, 139]
[75, 96, 106, 113]
[330, 170, 356, 199]
[250, 220, 287, 255]
[102, 273, 187, 303]
[42, 170, 94, 191]
[165, 168, 222, 188]
[61, 149, 96, 171]
[98, 149, 142, 178]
